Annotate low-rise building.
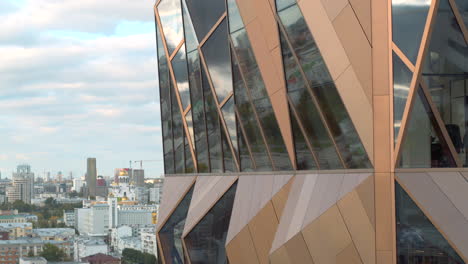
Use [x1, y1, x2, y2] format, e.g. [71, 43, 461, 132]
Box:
[63, 211, 75, 227]
[140, 230, 156, 256]
[32, 228, 75, 241]
[73, 237, 107, 262]
[81, 253, 120, 264]
[19, 257, 47, 264]
[0, 223, 32, 239]
[116, 237, 141, 254]
[0, 238, 73, 264]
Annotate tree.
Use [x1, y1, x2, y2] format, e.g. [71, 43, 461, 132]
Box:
[40, 244, 67, 262]
[122, 249, 157, 264]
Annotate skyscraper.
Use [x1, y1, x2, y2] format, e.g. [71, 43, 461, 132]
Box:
[86, 158, 97, 197]
[7, 164, 34, 204]
[154, 0, 468, 263]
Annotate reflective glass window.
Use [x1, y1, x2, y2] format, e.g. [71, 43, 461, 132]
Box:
[185, 182, 237, 264]
[201, 19, 233, 103]
[158, 0, 184, 55]
[188, 50, 209, 172]
[202, 67, 223, 172]
[172, 44, 191, 110]
[159, 186, 194, 264]
[280, 33, 343, 169]
[182, 0, 198, 53]
[158, 25, 175, 174]
[313, 84, 372, 168]
[221, 126, 236, 172]
[276, 0, 297, 12]
[172, 81, 185, 173]
[392, 0, 431, 64]
[232, 56, 273, 171]
[395, 182, 464, 264]
[291, 111, 318, 170]
[399, 87, 456, 168]
[393, 52, 413, 142]
[184, 132, 195, 173]
[278, 5, 333, 87]
[222, 96, 237, 154]
[422, 0, 468, 166]
[185, 0, 225, 41]
[231, 29, 292, 170]
[227, 0, 243, 33]
[455, 0, 468, 28]
[237, 123, 254, 171]
[185, 110, 195, 152]
[279, 5, 371, 169]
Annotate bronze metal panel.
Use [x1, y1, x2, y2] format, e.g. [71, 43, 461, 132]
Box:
[333, 4, 373, 104]
[355, 176, 376, 229]
[318, 0, 349, 21]
[338, 190, 376, 264]
[349, 0, 372, 43]
[337, 243, 364, 264]
[249, 201, 280, 264]
[373, 96, 391, 172]
[375, 173, 394, 252]
[226, 226, 260, 264]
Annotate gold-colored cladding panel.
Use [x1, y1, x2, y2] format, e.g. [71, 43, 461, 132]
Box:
[337, 243, 364, 264]
[249, 201, 280, 264]
[226, 226, 260, 264]
[332, 4, 372, 104]
[355, 176, 376, 229]
[375, 173, 394, 255]
[302, 205, 352, 263]
[271, 177, 294, 219]
[270, 233, 315, 264]
[235, 0, 296, 167]
[349, 0, 372, 42]
[338, 190, 376, 264]
[318, 0, 349, 21]
[373, 96, 391, 173]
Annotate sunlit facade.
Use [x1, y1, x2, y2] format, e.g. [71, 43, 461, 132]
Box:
[154, 0, 468, 263]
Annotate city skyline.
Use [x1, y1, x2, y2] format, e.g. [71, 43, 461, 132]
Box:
[0, 0, 164, 178]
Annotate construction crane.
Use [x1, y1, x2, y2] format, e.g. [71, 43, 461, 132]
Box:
[131, 160, 162, 169]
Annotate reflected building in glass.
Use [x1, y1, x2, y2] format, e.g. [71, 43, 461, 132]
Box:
[154, 0, 468, 263]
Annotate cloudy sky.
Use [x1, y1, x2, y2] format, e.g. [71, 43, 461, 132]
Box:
[0, 0, 163, 179]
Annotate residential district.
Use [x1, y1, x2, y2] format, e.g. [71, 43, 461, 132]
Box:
[0, 159, 164, 264]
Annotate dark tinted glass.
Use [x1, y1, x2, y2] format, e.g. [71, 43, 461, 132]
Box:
[280, 33, 343, 169]
[182, 1, 198, 53]
[157, 0, 184, 55]
[187, 51, 210, 172]
[278, 5, 333, 87]
[222, 97, 237, 154]
[231, 29, 292, 170]
[157, 26, 175, 174]
[202, 19, 233, 103]
[393, 52, 413, 143]
[185, 182, 237, 264]
[237, 123, 254, 171]
[172, 44, 191, 110]
[399, 87, 456, 168]
[392, 0, 431, 64]
[455, 0, 468, 28]
[227, 0, 243, 33]
[159, 186, 194, 264]
[291, 110, 318, 170]
[422, 0, 468, 166]
[172, 81, 185, 173]
[313, 84, 372, 168]
[395, 182, 464, 264]
[221, 126, 236, 172]
[185, 0, 225, 40]
[184, 133, 195, 173]
[232, 56, 273, 171]
[202, 67, 223, 173]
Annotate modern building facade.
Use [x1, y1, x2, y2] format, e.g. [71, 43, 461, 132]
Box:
[154, 0, 468, 263]
[7, 165, 34, 204]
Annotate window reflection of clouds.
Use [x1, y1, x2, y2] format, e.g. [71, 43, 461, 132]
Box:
[201, 19, 233, 103]
[158, 0, 184, 55]
[222, 97, 237, 154]
[172, 44, 191, 110]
